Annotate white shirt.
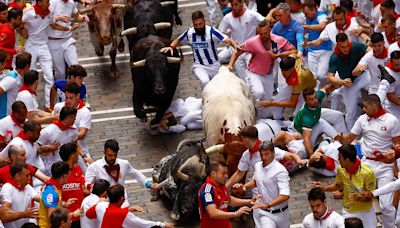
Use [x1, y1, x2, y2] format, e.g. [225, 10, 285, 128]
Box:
[0, 71, 22, 117]
[389, 41, 400, 56]
[16, 90, 39, 113]
[87, 201, 165, 228]
[37, 123, 78, 174]
[0, 115, 24, 142]
[308, 141, 341, 177]
[287, 139, 307, 159]
[0, 183, 37, 228]
[255, 118, 281, 142]
[373, 178, 400, 197]
[319, 18, 362, 45]
[0, 136, 44, 171]
[318, 0, 340, 15]
[49, 0, 78, 38]
[218, 9, 265, 44]
[384, 67, 400, 108]
[253, 160, 290, 209]
[53, 102, 91, 153]
[81, 194, 100, 228]
[358, 50, 389, 93]
[302, 210, 345, 228]
[351, 112, 400, 157]
[237, 147, 286, 172]
[291, 12, 306, 25]
[22, 7, 52, 45]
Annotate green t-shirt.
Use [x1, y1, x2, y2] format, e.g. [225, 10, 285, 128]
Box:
[328, 43, 368, 81]
[294, 90, 325, 132]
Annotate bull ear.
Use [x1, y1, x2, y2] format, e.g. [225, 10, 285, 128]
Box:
[79, 7, 92, 14]
[160, 1, 175, 7]
[120, 27, 137, 36]
[205, 144, 224, 154]
[130, 59, 146, 68]
[153, 22, 171, 30]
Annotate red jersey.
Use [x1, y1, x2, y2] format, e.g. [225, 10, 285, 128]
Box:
[61, 164, 85, 221]
[0, 23, 16, 69]
[198, 177, 231, 228]
[0, 164, 37, 186]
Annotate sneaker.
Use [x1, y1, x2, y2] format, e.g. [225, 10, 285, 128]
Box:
[378, 65, 396, 84]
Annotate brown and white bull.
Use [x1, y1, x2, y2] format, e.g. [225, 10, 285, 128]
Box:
[79, 0, 127, 77]
[202, 66, 256, 177]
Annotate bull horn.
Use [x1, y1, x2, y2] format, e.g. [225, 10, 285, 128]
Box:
[160, 1, 175, 7]
[112, 3, 126, 8]
[167, 57, 181, 63]
[79, 7, 92, 14]
[176, 170, 189, 181]
[154, 22, 172, 30]
[130, 59, 146, 68]
[205, 144, 224, 154]
[120, 27, 137, 36]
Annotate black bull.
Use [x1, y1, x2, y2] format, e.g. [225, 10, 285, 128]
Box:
[152, 139, 210, 221]
[130, 35, 180, 125]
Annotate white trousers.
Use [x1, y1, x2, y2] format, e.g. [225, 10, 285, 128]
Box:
[270, 84, 304, 120]
[376, 80, 400, 119]
[308, 108, 346, 145]
[218, 47, 249, 81]
[342, 207, 377, 228]
[192, 62, 220, 90]
[253, 208, 290, 228]
[244, 69, 274, 119]
[307, 50, 331, 87]
[330, 72, 370, 130]
[206, 0, 217, 25]
[25, 42, 53, 108]
[363, 159, 396, 228]
[48, 37, 78, 80]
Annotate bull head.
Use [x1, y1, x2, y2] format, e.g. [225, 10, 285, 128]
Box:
[79, 3, 126, 14]
[130, 57, 180, 68]
[120, 22, 172, 36]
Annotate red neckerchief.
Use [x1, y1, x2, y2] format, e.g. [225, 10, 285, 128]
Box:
[374, 48, 388, 59]
[8, 178, 25, 191]
[77, 99, 85, 110]
[10, 113, 24, 128]
[395, 13, 400, 20]
[205, 176, 226, 191]
[52, 120, 73, 131]
[345, 158, 361, 179]
[249, 140, 261, 160]
[385, 30, 396, 44]
[17, 131, 34, 145]
[19, 84, 37, 96]
[386, 61, 400, 72]
[232, 8, 246, 18]
[346, 11, 357, 19]
[325, 157, 335, 171]
[368, 107, 386, 121]
[8, 2, 24, 10]
[62, 0, 69, 3]
[336, 16, 352, 32]
[314, 207, 334, 221]
[286, 69, 300, 86]
[45, 178, 62, 191]
[33, 4, 50, 18]
[290, 3, 303, 13]
[373, 0, 385, 7]
[334, 42, 352, 58]
[103, 163, 120, 182]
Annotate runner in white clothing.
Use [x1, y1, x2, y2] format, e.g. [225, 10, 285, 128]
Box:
[80, 179, 110, 228]
[302, 187, 345, 228]
[0, 101, 26, 149]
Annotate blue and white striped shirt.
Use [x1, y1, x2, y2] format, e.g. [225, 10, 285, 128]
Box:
[178, 25, 227, 66]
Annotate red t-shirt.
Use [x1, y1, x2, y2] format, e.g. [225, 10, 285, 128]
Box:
[0, 164, 37, 186]
[61, 164, 85, 221]
[0, 23, 16, 69]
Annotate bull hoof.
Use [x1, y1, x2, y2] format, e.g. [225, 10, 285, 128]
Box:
[140, 116, 148, 123]
[110, 68, 119, 78]
[170, 212, 180, 221]
[150, 195, 159, 201]
[118, 40, 125, 52]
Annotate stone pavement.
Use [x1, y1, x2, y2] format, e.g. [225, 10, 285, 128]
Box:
[32, 0, 359, 226]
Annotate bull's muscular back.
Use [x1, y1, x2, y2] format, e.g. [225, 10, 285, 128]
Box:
[202, 66, 255, 146]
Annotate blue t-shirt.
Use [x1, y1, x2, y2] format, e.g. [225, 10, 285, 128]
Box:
[272, 19, 304, 53]
[54, 80, 86, 102]
[306, 12, 332, 52]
